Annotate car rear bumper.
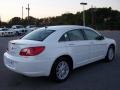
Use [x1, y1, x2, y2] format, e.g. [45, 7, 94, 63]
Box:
[4, 52, 53, 77]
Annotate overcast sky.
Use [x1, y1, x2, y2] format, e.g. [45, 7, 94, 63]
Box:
[0, 0, 120, 22]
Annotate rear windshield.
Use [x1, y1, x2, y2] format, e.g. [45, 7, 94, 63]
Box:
[22, 30, 55, 41]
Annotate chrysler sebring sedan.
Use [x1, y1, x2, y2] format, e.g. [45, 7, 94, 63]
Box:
[4, 25, 116, 82]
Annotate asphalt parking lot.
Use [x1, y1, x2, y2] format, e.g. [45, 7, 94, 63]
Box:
[0, 31, 120, 90]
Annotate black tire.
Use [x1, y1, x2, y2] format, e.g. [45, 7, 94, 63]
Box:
[50, 57, 72, 82]
[2, 33, 4, 37]
[105, 46, 115, 62]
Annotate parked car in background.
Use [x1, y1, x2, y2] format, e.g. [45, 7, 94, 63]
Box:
[0, 28, 15, 37]
[26, 25, 38, 33]
[11, 25, 27, 35]
[4, 25, 116, 82]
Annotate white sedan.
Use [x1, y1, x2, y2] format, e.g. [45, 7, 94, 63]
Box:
[0, 28, 15, 36]
[11, 25, 27, 35]
[4, 25, 116, 82]
[26, 25, 38, 33]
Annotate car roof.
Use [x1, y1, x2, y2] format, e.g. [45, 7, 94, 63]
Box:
[40, 25, 93, 31]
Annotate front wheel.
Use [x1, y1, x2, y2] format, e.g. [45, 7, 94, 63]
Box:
[105, 46, 115, 62]
[50, 58, 71, 82]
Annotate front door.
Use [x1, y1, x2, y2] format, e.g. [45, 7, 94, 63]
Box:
[83, 29, 107, 60]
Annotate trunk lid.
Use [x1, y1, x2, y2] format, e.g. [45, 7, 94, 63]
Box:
[8, 39, 43, 56]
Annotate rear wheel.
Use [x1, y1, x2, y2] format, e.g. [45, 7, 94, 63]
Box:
[50, 57, 72, 82]
[2, 33, 4, 36]
[105, 46, 115, 62]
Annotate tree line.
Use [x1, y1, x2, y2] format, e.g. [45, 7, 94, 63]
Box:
[0, 7, 120, 30]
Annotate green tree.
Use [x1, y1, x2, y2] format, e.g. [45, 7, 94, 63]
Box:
[8, 17, 22, 27]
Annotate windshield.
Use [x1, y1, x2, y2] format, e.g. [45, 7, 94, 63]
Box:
[2, 29, 8, 31]
[22, 30, 55, 41]
[26, 26, 35, 28]
[16, 26, 24, 28]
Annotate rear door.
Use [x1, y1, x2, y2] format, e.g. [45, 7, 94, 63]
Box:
[59, 29, 91, 67]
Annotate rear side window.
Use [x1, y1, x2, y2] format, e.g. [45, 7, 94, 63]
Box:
[67, 30, 84, 41]
[59, 29, 84, 41]
[59, 33, 69, 41]
[22, 30, 55, 41]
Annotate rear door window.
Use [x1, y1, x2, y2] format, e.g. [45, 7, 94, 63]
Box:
[67, 30, 84, 41]
[59, 29, 84, 41]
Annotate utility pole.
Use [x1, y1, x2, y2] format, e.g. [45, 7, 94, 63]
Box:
[26, 4, 30, 25]
[0, 16, 1, 27]
[22, 6, 23, 20]
[80, 2, 87, 26]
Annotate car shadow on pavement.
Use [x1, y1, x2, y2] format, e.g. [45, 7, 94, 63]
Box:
[5, 60, 108, 86]
[1, 56, 118, 90]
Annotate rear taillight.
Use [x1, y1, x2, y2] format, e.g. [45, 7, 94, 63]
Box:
[19, 46, 45, 56]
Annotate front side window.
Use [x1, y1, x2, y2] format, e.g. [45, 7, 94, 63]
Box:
[59, 29, 84, 41]
[84, 29, 100, 40]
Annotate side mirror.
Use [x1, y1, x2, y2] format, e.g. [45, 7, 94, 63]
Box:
[96, 35, 104, 40]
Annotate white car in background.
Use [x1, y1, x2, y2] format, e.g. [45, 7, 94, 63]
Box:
[0, 28, 15, 36]
[11, 25, 27, 35]
[4, 25, 116, 82]
[26, 25, 38, 33]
